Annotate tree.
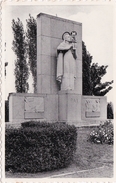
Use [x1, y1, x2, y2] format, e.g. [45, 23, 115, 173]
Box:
[107, 102, 114, 119]
[26, 15, 37, 93]
[82, 42, 93, 95]
[12, 18, 29, 93]
[82, 41, 113, 96]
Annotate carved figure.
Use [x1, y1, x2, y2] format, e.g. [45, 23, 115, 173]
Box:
[85, 99, 100, 112]
[56, 32, 77, 90]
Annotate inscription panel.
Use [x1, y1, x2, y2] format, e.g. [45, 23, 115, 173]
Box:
[24, 97, 44, 113]
[85, 99, 100, 118]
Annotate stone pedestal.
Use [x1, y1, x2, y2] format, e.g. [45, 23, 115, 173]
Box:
[9, 93, 58, 123]
[58, 91, 82, 125]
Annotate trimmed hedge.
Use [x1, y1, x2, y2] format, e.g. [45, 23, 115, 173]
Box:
[5, 121, 77, 173]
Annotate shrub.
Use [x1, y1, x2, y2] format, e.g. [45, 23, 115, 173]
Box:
[5, 121, 77, 173]
[107, 102, 114, 119]
[89, 120, 113, 145]
[5, 100, 9, 122]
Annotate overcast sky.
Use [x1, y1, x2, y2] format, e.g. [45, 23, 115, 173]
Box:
[3, 5, 115, 102]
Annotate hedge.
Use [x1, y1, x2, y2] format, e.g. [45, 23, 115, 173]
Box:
[5, 121, 77, 173]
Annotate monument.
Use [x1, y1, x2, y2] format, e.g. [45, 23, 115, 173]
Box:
[8, 13, 107, 126]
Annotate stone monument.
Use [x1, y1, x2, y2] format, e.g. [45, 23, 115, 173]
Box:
[8, 13, 107, 126]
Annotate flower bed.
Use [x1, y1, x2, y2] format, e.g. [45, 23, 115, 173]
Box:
[89, 120, 113, 144]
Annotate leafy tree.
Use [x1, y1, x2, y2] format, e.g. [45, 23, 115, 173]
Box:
[90, 63, 113, 96]
[107, 102, 114, 119]
[26, 15, 37, 93]
[12, 18, 29, 93]
[82, 42, 93, 95]
[82, 41, 113, 96]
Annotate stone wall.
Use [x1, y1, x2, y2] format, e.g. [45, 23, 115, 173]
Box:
[9, 93, 107, 126]
[9, 93, 58, 123]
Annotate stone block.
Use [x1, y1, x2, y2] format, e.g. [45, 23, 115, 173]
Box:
[37, 16, 42, 37]
[37, 14, 82, 95]
[85, 112, 100, 118]
[74, 24, 82, 43]
[74, 77, 82, 94]
[9, 94, 24, 122]
[24, 96, 44, 112]
[50, 19, 66, 39]
[50, 76, 59, 93]
[37, 55, 42, 74]
[37, 36, 41, 56]
[76, 42, 82, 60]
[100, 97, 107, 119]
[64, 22, 74, 34]
[51, 38, 61, 57]
[25, 112, 44, 119]
[41, 36, 51, 56]
[67, 94, 79, 121]
[51, 56, 57, 76]
[41, 55, 51, 75]
[42, 75, 51, 93]
[41, 15, 51, 37]
[76, 59, 82, 78]
[45, 94, 58, 121]
[37, 75, 42, 93]
[82, 96, 107, 120]
[58, 93, 67, 121]
[8, 93, 59, 123]
[58, 92, 82, 124]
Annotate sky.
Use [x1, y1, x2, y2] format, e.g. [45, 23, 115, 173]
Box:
[3, 5, 115, 102]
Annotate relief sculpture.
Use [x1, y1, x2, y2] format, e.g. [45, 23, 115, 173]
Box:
[85, 99, 100, 117]
[56, 31, 77, 90]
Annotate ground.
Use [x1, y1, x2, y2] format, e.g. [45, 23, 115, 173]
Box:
[5, 126, 113, 178]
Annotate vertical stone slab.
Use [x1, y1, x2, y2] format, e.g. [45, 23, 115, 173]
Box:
[37, 13, 82, 94]
[58, 91, 82, 124]
[9, 94, 24, 122]
[82, 96, 107, 121]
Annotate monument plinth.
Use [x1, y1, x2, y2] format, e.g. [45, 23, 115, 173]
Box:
[8, 13, 107, 126]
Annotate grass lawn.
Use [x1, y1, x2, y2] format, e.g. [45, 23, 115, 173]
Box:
[6, 126, 113, 178]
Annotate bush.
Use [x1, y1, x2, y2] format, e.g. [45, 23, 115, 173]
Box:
[107, 102, 114, 119]
[89, 120, 113, 145]
[5, 100, 9, 122]
[5, 121, 77, 173]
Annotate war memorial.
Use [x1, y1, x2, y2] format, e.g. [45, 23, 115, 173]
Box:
[8, 13, 107, 127]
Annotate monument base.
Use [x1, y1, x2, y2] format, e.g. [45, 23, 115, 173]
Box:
[58, 91, 82, 125]
[8, 93, 58, 123]
[8, 92, 107, 127]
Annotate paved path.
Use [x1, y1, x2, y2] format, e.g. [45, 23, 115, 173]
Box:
[48, 165, 113, 178]
[6, 164, 113, 178]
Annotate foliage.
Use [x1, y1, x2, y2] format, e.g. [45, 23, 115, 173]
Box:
[82, 42, 93, 95]
[82, 42, 113, 96]
[12, 18, 29, 93]
[107, 102, 114, 119]
[89, 120, 113, 144]
[26, 15, 37, 93]
[5, 100, 9, 122]
[5, 121, 77, 173]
